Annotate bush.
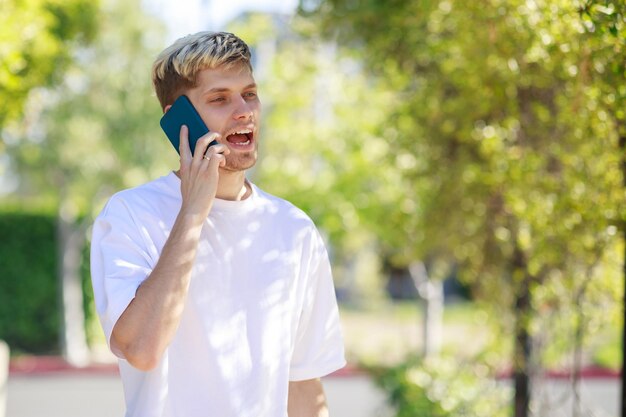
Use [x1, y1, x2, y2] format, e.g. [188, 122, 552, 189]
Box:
[0, 211, 96, 354]
[0, 212, 60, 353]
[368, 355, 512, 417]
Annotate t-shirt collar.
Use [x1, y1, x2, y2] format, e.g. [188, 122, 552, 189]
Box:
[166, 171, 257, 214]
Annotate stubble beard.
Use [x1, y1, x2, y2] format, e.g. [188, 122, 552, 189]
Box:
[221, 149, 257, 172]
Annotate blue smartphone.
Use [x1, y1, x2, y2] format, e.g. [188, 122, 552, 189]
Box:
[159, 95, 218, 155]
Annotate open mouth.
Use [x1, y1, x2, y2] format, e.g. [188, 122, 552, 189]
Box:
[225, 128, 253, 147]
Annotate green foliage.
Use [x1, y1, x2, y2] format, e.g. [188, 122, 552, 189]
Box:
[0, 212, 59, 353]
[593, 332, 622, 369]
[578, 0, 625, 139]
[302, 0, 623, 362]
[0, 0, 99, 128]
[0, 210, 96, 354]
[579, 0, 625, 50]
[306, 0, 622, 265]
[6, 0, 170, 216]
[284, 2, 626, 415]
[369, 355, 511, 417]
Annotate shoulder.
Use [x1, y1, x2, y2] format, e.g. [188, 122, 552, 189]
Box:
[252, 184, 316, 229]
[248, 191, 335, 296]
[98, 173, 179, 222]
[250, 184, 327, 249]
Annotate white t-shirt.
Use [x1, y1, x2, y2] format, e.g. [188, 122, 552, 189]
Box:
[90, 172, 346, 417]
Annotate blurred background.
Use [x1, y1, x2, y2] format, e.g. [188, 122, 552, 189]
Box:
[0, 0, 624, 416]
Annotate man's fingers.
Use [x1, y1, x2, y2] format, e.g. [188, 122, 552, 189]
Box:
[204, 143, 229, 159]
[203, 154, 226, 172]
[179, 125, 192, 162]
[202, 145, 228, 170]
[194, 132, 222, 161]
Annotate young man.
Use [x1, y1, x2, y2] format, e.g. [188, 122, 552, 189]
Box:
[90, 32, 345, 417]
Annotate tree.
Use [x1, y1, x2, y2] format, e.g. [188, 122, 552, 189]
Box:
[0, 0, 98, 128]
[300, 1, 623, 416]
[577, 1, 625, 415]
[4, 0, 171, 364]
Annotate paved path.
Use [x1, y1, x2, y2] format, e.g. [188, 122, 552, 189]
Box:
[5, 365, 620, 417]
[7, 373, 125, 417]
[6, 369, 388, 417]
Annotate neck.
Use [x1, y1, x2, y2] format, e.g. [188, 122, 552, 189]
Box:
[215, 169, 250, 201]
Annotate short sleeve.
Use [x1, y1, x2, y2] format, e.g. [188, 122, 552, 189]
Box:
[289, 229, 346, 381]
[90, 196, 155, 357]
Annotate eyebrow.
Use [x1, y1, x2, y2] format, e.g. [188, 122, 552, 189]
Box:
[202, 83, 257, 95]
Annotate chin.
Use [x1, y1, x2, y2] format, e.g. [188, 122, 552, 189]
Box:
[223, 152, 257, 172]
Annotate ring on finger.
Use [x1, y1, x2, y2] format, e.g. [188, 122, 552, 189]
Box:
[203, 155, 210, 160]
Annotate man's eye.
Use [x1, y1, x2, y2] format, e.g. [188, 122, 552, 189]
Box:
[244, 92, 257, 99]
[210, 97, 225, 103]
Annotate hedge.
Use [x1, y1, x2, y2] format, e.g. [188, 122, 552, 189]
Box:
[0, 211, 95, 354]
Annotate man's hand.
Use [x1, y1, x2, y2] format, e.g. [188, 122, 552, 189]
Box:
[178, 125, 229, 219]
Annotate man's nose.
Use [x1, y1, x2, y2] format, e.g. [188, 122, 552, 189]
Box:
[233, 97, 253, 120]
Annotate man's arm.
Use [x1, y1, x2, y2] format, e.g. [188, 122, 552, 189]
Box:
[109, 210, 204, 371]
[110, 130, 226, 371]
[288, 379, 329, 417]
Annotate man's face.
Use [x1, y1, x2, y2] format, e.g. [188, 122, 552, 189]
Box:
[185, 65, 261, 172]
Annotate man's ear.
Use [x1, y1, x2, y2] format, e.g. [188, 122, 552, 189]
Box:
[163, 104, 172, 114]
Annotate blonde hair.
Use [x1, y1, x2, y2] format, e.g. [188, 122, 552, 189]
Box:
[152, 31, 252, 109]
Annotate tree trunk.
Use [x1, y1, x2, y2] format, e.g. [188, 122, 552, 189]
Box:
[618, 132, 626, 417]
[512, 246, 532, 417]
[571, 296, 584, 417]
[409, 261, 443, 358]
[57, 208, 89, 366]
[572, 257, 602, 417]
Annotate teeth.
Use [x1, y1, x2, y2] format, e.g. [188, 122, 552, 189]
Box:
[234, 129, 252, 135]
[228, 139, 251, 146]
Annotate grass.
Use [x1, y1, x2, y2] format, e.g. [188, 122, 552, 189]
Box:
[590, 327, 622, 370]
[339, 299, 622, 371]
[339, 300, 495, 366]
